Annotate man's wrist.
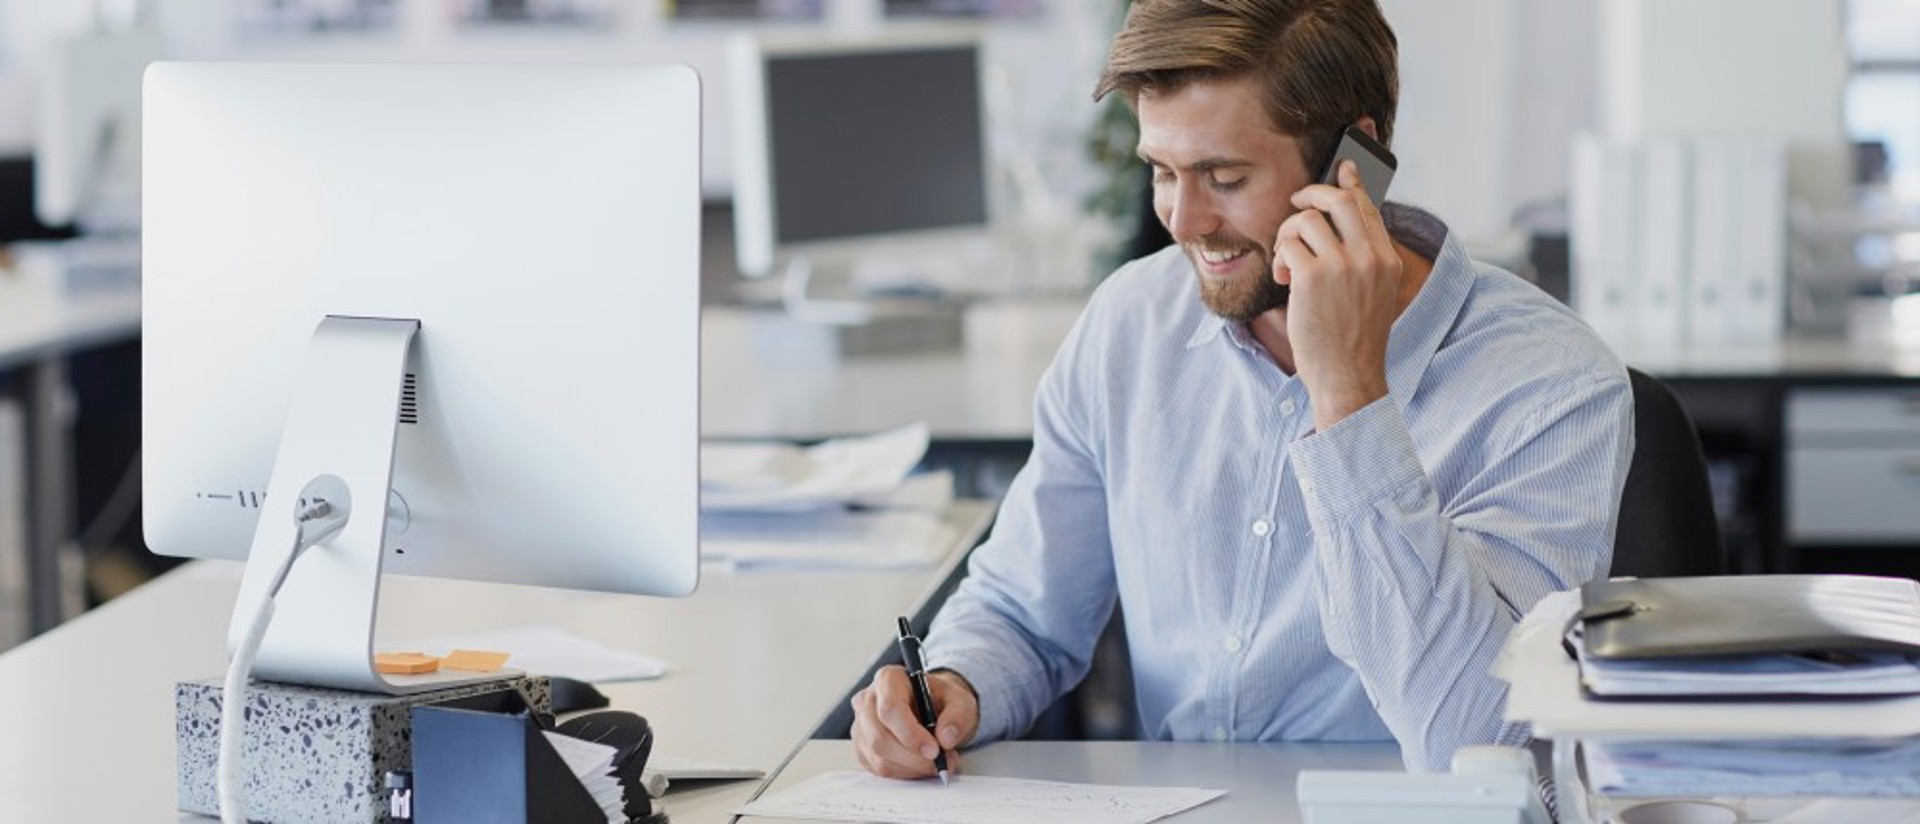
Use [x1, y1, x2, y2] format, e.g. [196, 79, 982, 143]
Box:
[929, 667, 979, 702]
[1309, 375, 1389, 431]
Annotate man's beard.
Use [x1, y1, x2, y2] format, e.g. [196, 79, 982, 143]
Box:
[1187, 237, 1289, 323]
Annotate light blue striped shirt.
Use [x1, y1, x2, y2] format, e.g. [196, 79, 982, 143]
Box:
[925, 206, 1633, 772]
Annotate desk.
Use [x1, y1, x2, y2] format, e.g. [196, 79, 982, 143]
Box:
[700, 301, 1078, 443]
[0, 500, 992, 822]
[0, 289, 143, 635]
[740, 739, 1404, 824]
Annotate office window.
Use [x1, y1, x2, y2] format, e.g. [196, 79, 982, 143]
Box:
[1845, 0, 1920, 202]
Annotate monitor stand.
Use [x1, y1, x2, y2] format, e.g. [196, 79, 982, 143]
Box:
[780, 254, 876, 325]
[227, 315, 518, 695]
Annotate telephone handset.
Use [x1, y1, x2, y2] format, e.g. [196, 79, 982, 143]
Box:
[1295, 744, 1551, 824]
[1317, 124, 1398, 209]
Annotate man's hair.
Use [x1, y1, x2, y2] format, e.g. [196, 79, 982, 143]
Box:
[1094, 0, 1399, 175]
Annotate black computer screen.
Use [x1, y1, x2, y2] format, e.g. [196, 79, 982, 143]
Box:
[765, 45, 988, 243]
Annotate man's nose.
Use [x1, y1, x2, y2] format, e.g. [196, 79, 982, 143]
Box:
[1162, 182, 1218, 243]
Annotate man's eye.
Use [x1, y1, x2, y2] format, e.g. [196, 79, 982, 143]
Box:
[1211, 177, 1247, 192]
[1151, 169, 1174, 186]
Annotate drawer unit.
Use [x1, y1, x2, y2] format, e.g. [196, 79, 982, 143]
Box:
[1787, 388, 1920, 441]
[1787, 388, 1920, 544]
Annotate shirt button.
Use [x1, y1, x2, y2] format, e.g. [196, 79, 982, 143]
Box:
[1281, 400, 1298, 416]
[1223, 634, 1244, 653]
[1212, 726, 1229, 742]
[1251, 518, 1272, 537]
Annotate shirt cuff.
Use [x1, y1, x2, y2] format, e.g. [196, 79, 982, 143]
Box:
[1289, 396, 1425, 525]
[923, 647, 1021, 745]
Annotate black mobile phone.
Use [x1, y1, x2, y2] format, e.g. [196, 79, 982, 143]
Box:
[1318, 124, 1397, 207]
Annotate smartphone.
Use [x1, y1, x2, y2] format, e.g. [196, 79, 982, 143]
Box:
[1318, 124, 1397, 207]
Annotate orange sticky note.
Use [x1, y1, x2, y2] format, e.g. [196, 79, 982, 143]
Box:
[374, 652, 441, 675]
[441, 649, 511, 672]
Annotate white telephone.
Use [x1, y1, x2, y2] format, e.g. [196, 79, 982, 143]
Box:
[1296, 745, 1553, 824]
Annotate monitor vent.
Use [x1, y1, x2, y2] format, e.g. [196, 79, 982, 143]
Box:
[399, 373, 420, 425]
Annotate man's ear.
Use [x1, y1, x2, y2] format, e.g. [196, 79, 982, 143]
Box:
[1353, 116, 1380, 143]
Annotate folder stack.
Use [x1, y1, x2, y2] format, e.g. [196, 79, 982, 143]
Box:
[1499, 575, 1920, 823]
[1569, 134, 1788, 354]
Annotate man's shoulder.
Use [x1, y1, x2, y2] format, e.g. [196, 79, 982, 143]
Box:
[1440, 261, 1629, 405]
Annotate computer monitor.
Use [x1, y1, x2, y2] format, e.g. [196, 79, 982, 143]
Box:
[730, 31, 993, 297]
[35, 27, 163, 232]
[142, 62, 702, 694]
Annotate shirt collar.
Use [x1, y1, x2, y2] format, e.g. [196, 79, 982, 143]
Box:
[1179, 204, 1475, 397]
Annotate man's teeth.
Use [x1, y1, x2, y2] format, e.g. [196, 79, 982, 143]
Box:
[1200, 248, 1244, 264]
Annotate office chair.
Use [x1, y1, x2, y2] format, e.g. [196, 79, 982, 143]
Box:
[1610, 368, 1727, 578]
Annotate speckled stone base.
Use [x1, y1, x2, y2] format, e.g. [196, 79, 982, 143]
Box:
[176, 676, 551, 823]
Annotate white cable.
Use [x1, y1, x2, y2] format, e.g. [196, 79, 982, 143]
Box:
[218, 499, 345, 824]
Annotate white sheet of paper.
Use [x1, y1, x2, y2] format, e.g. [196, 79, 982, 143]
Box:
[391, 624, 669, 682]
[701, 424, 930, 512]
[737, 770, 1225, 824]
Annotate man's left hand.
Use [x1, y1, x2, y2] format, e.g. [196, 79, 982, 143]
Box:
[1273, 159, 1403, 432]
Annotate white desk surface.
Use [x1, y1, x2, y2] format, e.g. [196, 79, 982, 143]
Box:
[739, 739, 1404, 824]
[0, 500, 993, 823]
[700, 301, 1080, 442]
[0, 288, 143, 371]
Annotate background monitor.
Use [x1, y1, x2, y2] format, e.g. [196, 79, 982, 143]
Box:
[143, 62, 702, 690]
[730, 31, 993, 284]
[35, 27, 163, 232]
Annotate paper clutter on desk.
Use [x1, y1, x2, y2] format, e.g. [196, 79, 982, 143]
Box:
[701, 423, 930, 512]
[702, 507, 957, 572]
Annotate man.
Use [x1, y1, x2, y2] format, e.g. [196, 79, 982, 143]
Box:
[851, 0, 1632, 775]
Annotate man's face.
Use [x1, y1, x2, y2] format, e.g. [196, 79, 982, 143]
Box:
[1136, 73, 1312, 323]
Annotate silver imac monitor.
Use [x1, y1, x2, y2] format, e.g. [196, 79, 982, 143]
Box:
[730, 31, 993, 308]
[142, 62, 702, 694]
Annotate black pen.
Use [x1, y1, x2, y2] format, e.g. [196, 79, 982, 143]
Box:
[895, 616, 951, 786]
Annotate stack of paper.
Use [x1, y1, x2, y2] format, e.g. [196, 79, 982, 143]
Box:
[702, 424, 959, 571]
[1585, 737, 1920, 798]
[703, 424, 933, 512]
[701, 508, 957, 571]
[542, 731, 628, 823]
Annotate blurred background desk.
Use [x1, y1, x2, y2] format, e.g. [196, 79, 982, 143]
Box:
[0, 288, 142, 638]
[0, 499, 992, 822]
[701, 300, 1082, 499]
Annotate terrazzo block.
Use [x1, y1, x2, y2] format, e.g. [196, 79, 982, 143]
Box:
[176, 676, 551, 823]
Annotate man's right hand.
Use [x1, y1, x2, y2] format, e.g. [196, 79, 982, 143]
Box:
[850, 665, 980, 779]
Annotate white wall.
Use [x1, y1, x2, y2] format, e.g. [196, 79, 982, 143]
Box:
[1599, 0, 1850, 207]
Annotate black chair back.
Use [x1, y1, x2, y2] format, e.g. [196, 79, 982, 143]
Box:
[1611, 368, 1726, 578]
